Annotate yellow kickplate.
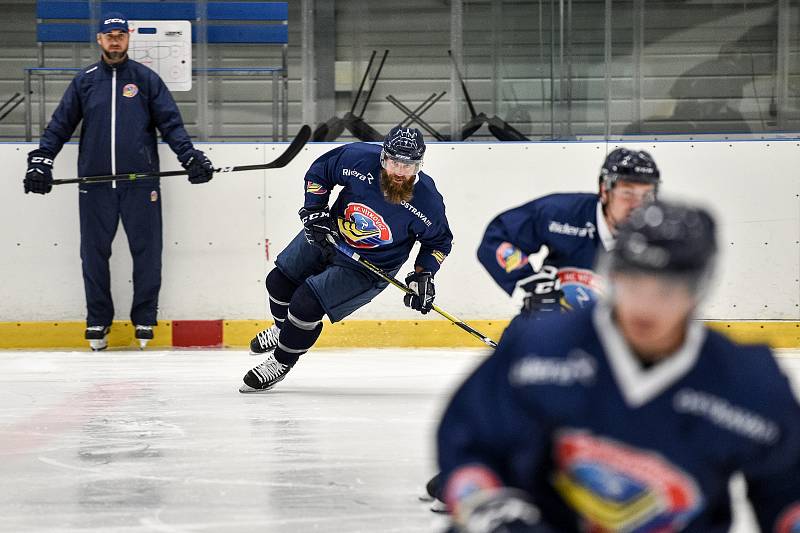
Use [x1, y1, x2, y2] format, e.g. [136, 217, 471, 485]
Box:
[223, 319, 509, 348]
[1, 320, 799, 349]
[706, 321, 800, 349]
[0, 321, 171, 349]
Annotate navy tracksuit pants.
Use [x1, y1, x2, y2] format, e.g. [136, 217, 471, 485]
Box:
[79, 183, 162, 327]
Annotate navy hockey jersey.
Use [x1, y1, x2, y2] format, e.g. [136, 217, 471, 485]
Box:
[39, 56, 194, 183]
[437, 305, 800, 532]
[303, 143, 453, 275]
[477, 193, 608, 310]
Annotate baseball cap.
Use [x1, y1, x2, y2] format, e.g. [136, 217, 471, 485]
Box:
[99, 12, 129, 33]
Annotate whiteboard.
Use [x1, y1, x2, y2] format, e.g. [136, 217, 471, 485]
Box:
[128, 20, 192, 91]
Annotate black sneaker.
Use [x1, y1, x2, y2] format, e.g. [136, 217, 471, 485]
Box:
[249, 325, 280, 355]
[85, 325, 110, 351]
[239, 353, 291, 393]
[135, 325, 154, 349]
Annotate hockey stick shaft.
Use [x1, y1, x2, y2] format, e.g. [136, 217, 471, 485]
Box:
[349, 50, 377, 116]
[358, 49, 389, 118]
[399, 93, 438, 128]
[448, 50, 478, 119]
[388, 94, 447, 140]
[53, 124, 311, 186]
[330, 239, 498, 348]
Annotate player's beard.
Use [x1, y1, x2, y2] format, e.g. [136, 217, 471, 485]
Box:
[103, 50, 127, 62]
[380, 169, 415, 204]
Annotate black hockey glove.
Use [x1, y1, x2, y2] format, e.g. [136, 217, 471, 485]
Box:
[454, 489, 554, 533]
[24, 149, 54, 194]
[299, 205, 336, 250]
[520, 266, 569, 314]
[404, 271, 435, 314]
[181, 149, 214, 184]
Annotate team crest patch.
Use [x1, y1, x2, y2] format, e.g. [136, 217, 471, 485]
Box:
[552, 430, 703, 532]
[122, 84, 139, 98]
[557, 267, 604, 310]
[306, 181, 327, 195]
[496, 242, 529, 273]
[150, 190, 158, 202]
[337, 203, 393, 249]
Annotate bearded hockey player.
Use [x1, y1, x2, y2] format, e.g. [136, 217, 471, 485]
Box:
[438, 200, 800, 533]
[240, 126, 453, 393]
[477, 148, 659, 314]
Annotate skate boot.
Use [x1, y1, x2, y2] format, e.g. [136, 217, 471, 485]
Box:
[85, 325, 110, 351]
[135, 325, 154, 349]
[239, 353, 291, 393]
[249, 324, 280, 355]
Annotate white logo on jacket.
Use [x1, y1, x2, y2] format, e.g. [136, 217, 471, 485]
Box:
[342, 168, 374, 184]
[548, 220, 596, 239]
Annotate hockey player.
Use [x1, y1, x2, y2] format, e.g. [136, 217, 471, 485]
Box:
[423, 148, 662, 508]
[437, 200, 800, 533]
[23, 12, 214, 350]
[239, 126, 453, 393]
[477, 148, 659, 314]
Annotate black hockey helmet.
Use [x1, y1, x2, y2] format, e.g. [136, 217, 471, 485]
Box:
[381, 126, 426, 165]
[608, 201, 717, 288]
[599, 148, 660, 189]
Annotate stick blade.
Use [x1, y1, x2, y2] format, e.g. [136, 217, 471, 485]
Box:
[267, 124, 311, 168]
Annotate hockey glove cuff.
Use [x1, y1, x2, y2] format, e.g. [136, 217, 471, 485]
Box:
[455, 488, 553, 533]
[24, 149, 55, 194]
[519, 266, 570, 314]
[299, 205, 336, 250]
[181, 149, 214, 184]
[404, 271, 435, 314]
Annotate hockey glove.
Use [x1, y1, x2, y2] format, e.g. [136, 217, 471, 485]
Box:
[520, 266, 569, 314]
[181, 149, 214, 184]
[24, 149, 54, 194]
[404, 271, 435, 314]
[455, 488, 554, 533]
[299, 205, 336, 249]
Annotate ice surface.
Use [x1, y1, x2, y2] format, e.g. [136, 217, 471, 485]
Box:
[1, 348, 798, 532]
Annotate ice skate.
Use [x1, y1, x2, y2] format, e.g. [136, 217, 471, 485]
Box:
[249, 324, 280, 355]
[85, 325, 110, 351]
[135, 325, 154, 349]
[239, 353, 291, 393]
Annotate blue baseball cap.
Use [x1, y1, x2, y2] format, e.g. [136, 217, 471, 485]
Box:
[99, 12, 129, 33]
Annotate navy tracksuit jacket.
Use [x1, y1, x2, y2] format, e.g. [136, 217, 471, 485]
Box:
[39, 56, 195, 327]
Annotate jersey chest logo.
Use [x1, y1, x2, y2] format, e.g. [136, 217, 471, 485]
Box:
[552, 430, 704, 532]
[122, 83, 139, 98]
[557, 267, 604, 310]
[337, 202, 393, 249]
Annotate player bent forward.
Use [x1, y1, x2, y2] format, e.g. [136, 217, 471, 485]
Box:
[437, 200, 800, 532]
[240, 126, 453, 393]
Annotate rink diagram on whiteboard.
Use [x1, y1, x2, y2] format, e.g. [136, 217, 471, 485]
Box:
[128, 20, 192, 91]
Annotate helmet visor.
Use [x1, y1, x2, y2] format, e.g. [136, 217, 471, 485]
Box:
[381, 150, 422, 175]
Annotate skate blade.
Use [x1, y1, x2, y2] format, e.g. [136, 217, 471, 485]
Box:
[138, 339, 149, 350]
[238, 383, 277, 394]
[89, 340, 108, 351]
[430, 500, 448, 513]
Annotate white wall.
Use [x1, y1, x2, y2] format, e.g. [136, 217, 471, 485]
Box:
[2, 140, 798, 322]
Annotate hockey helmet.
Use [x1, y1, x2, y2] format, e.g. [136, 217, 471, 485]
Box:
[381, 126, 425, 173]
[599, 148, 660, 190]
[606, 201, 717, 289]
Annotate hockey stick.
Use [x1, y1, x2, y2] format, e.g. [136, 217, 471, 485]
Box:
[53, 125, 311, 186]
[330, 238, 498, 349]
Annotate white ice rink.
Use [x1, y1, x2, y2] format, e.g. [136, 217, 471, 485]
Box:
[1, 348, 799, 533]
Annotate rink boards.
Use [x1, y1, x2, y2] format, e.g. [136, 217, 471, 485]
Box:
[1, 139, 798, 348]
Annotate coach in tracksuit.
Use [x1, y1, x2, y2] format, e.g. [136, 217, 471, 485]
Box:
[23, 13, 214, 350]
